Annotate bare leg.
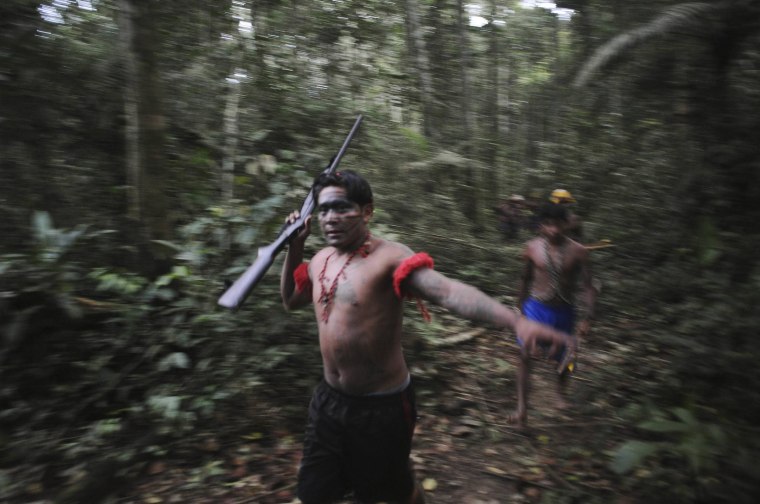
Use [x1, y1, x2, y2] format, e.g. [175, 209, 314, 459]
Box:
[509, 351, 530, 427]
[555, 369, 570, 410]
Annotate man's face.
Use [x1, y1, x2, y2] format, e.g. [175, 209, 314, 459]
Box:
[539, 218, 566, 243]
[316, 186, 372, 249]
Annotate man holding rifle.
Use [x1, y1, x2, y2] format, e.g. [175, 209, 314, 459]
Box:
[280, 170, 574, 504]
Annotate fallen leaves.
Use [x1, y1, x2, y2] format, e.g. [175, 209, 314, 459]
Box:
[105, 324, 628, 503]
[422, 477, 438, 491]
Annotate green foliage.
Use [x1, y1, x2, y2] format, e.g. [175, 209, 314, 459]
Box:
[611, 406, 726, 476]
[611, 440, 663, 475]
[605, 402, 760, 503]
[2, 0, 760, 501]
[0, 206, 320, 500]
[1, 211, 115, 321]
[398, 126, 430, 153]
[694, 215, 721, 267]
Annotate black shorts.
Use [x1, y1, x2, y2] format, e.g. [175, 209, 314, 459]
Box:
[297, 378, 418, 504]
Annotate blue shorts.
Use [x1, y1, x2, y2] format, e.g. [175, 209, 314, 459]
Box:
[518, 297, 575, 364]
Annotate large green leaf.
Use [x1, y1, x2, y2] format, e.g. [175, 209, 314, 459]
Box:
[610, 440, 663, 474]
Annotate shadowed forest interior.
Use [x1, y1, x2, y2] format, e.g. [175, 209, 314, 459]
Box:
[2, 0, 760, 502]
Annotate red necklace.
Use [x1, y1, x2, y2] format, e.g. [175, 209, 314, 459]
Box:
[317, 233, 371, 322]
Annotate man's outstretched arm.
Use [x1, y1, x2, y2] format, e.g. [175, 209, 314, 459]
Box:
[405, 267, 572, 353]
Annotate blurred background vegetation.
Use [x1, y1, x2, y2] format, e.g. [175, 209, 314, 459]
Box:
[1, 0, 759, 502]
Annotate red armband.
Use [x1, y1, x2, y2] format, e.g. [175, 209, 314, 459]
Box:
[393, 252, 434, 298]
[293, 262, 312, 293]
[393, 252, 434, 322]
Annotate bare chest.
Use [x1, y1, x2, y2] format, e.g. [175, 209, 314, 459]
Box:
[530, 240, 577, 275]
[312, 252, 394, 321]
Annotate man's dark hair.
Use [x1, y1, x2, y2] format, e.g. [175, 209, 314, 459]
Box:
[313, 169, 373, 206]
[537, 202, 568, 223]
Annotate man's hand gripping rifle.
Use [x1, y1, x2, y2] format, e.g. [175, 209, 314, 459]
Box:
[217, 114, 364, 310]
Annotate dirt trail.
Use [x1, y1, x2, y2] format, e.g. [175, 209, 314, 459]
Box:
[408, 326, 625, 503]
[120, 318, 632, 504]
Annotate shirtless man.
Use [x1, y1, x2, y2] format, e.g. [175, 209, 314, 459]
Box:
[281, 170, 573, 504]
[512, 202, 597, 428]
[495, 195, 524, 241]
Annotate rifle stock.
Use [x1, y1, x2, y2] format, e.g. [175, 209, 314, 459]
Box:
[218, 114, 363, 310]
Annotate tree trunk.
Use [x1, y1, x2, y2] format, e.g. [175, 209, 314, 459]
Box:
[221, 0, 253, 200]
[404, 0, 435, 139]
[221, 68, 242, 201]
[456, 0, 474, 154]
[117, 0, 170, 274]
[117, 0, 141, 223]
[482, 0, 501, 203]
[455, 0, 480, 225]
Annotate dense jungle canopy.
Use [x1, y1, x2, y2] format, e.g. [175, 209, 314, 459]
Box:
[2, 0, 760, 502]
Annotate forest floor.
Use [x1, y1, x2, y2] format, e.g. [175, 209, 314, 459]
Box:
[116, 312, 641, 504]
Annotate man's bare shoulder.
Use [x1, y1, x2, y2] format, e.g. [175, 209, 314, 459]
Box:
[523, 237, 543, 255]
[525, 236, 544, 246]
[372, 237, 415, 266]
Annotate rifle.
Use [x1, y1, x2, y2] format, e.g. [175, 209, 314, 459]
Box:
[583, 239, 615, 251]
[218, 114, 364, 310]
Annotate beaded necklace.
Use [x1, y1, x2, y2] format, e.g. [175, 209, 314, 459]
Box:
[317, 233, 371, 322]
[544, 237, 571, 304]
[531, 237, 571, 303]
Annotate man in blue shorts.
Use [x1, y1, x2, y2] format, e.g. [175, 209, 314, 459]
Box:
[512, 202, 597, 428]
[280, 170, 573, 503]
